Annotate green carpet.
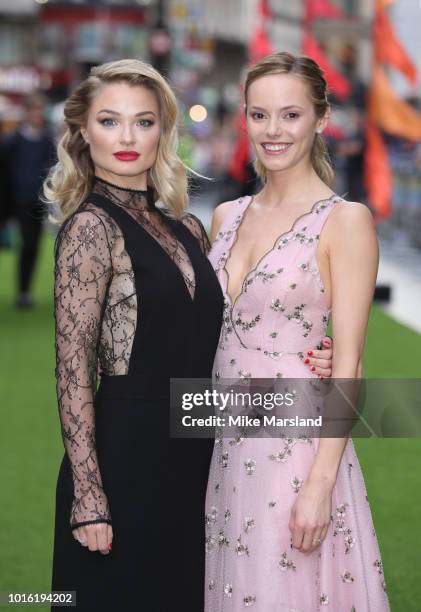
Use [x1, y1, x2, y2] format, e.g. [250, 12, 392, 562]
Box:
[0, 231, 420, 611]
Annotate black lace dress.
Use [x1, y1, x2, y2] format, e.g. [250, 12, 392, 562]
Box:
[51, 176, 224, 610]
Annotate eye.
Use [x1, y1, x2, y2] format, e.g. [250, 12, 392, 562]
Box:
[284, 112, 300, 120]
[250, 111, 265, 120]
[99, 118, 117, 127]
[98, 118, 155, 128]
[137, 119, 155, 128]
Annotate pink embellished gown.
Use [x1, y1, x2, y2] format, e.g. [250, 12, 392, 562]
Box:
[204, 194, 390, 611]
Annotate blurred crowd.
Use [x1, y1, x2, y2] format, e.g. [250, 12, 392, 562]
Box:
[1, 81, 421, 309]
[0, 0, 420, 309]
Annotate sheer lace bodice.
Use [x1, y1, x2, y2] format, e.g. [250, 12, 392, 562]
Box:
[54, 176, 210, 529]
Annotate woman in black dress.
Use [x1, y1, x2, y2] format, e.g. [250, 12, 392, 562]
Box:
[46, 59, 224, 610]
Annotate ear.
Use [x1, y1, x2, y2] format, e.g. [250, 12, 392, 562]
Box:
[80, 126, 89, 144]
[316, 107, 331, 134]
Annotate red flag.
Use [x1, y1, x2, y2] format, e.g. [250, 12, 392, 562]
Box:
[302, 32, 351, 99]
[250, 0, 273, 64]
[374, 7, 417, 84]
[228, 112, 250, 182]
[250, 28, 273, 64]
[364, 123, 392, 221]
[305, 0, 344, 23]
[259, 0, 272, 18]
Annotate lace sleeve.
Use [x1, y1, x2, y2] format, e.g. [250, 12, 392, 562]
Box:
[182, 213, 211, 255]
[54, 209, 113, 530]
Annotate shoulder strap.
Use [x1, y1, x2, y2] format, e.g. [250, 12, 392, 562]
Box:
[304, 196, 344, 245]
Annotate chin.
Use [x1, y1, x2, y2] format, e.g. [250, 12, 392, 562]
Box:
[258, 158, 293, 173]
[107, 165, 146, 177]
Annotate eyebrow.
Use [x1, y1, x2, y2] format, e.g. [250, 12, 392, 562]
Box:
[249, 105, 304, 112]
[96, 109, 157, 117]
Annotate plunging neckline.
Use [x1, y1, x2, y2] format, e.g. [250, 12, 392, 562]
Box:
[223, 193, 338, 309]
[91, 180, 198, 304]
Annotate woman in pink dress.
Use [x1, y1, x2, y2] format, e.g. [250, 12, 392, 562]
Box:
[205, 52, 390, 611]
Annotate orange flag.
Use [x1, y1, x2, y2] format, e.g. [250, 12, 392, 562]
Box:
[374, 6, 417, 84]
[365, 1, 420, 220]
[364, 123, 392, 221]
[368, 65, 421, 141]
[376, 0, 396, 9]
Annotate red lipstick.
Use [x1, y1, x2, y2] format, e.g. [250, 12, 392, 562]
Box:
[113, 151, 140, 161]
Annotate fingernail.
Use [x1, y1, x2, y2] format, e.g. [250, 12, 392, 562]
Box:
[320, 376, 324, 380]
[108, 543, 112, 550]
[324, 339, 331, 346]
[310, 366, 316, 371]
[304, 358, 310, 364]
[307, 351, 313, 356]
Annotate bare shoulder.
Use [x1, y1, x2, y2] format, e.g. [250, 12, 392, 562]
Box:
[213, 199, 235, 224]
[322, 200, 376, 245]
[329, 200, 375, 229]
[324, 200, 378, 261]
[210, 199, 237, 242]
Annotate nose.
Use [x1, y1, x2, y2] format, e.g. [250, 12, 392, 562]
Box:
[266, 116, 282, 138]
[119, 122, 136, 145]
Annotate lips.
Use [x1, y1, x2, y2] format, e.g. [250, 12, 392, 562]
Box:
[113, 151, 140, 161]
[261, 143, 293, 155]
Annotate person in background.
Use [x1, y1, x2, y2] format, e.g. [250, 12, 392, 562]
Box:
[337, 107, 366, 203]
[2, 93, 55, 308]
[0, 118, 14, 249]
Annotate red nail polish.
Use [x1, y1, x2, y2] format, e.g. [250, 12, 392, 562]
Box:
[320, 376, 324, 380]
[108, 543, 112, 550]
[307, 351, 313, 356]
[311, 366, 316, 371]
[304, 358, 310, 364]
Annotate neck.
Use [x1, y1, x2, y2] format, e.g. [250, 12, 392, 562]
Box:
[258, 159, 331, 208]
[94, 169, 148, 192]
[92, 173, 155, 211]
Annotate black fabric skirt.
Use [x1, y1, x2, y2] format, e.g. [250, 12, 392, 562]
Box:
[51, 389, 214, 611]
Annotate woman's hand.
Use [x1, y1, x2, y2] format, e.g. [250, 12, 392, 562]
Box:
[304, 336, 332, 379]
[73, 523, 113, 555]
[288, 472, 333, 554]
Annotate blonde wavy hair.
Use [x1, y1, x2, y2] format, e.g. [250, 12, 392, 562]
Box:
[43, 58, 188, 222]
[245, 52, 334, 186]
